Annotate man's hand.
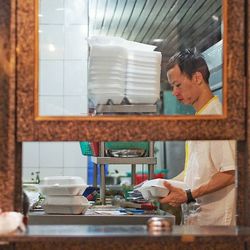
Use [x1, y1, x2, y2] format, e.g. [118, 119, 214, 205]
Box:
[159, 181, 187, 207]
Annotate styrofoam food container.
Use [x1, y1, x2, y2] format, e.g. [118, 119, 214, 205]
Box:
[126, 68, 160, 76]
[128, 50, 161, 58]
[39, 184, 88, 196]
[126, 72, 160, 80]
[43, 204, 90, 215]
[89, 64, 126, 70]
[126, 77, 160, 83]
[126, 84, 160, 90]
[136, 179, 187, 200]
[90, 45, 127, 58]
[90, 94, 124, 105]
[126, 94, 159, 104]
[89, 70, 126, 76]
[127, 66, 161, 74]
[126, 91, 159, 97]
[126, 88, 159, 93]
[138, 186, 169, 200]
[127, 61, 160, 67]
[89, 83, 125, 89]
[89, 90, 124, 95]
[44, 195, 89, 206]
[126, 85, 159, 90]
[126, 82, 159, 88]
[89, 87, 125, 92]
[42, 176, 85, 186]
[89, 77, 125, 83]
[90, 59, 127, 66]
[88, 35, 156, 51]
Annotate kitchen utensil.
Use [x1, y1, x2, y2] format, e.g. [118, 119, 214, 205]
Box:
[111, 195, 156, 210]
[105, 148, 146, 158]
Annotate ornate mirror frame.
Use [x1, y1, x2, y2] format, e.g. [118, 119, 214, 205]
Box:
[16, 0, 246, 142]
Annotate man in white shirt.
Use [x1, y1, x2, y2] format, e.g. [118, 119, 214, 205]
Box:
[159, 49, 236, 225]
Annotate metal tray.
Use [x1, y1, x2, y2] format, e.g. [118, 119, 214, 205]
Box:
[105, 149, 146, 158]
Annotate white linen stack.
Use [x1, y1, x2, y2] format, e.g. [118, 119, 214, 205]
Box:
[39, 176, 89, 214]
[88, 36, 162, 105]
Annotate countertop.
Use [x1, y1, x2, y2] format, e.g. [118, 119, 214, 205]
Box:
[28, 210, 176, 225]
[1, 225, 250, 240]
[1, 225, 250, 250]
[1, 211, 249, 249]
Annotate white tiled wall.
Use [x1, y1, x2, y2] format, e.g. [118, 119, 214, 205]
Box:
[39, 0, 89, 116]
[23, 0, 163, 183]
[22, 142, 88, 183]
[22, 1, 89, 183]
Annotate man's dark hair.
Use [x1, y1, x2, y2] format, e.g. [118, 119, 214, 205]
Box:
[166, 48, 210, 84]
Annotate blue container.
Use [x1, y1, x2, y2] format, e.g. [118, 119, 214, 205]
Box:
[87, 156, 108, 185]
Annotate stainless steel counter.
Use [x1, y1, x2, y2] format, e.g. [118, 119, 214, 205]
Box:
[1, 224, 249, 239]
[29, 211, 175, 225]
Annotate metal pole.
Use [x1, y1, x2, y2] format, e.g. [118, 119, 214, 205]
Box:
[100, 142, 106, 205]
[131, 164, 136, 186]
[93, 163, 97, 187]
[148, 141, 155, 179]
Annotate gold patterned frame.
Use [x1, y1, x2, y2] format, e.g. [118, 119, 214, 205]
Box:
[16, 0, 246, 142]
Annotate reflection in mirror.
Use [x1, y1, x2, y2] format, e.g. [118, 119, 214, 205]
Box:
[22, 139, 236, 226]
[37, 0, 223, 116]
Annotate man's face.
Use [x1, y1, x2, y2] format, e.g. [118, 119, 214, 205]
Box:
[167, 64, 200, 106]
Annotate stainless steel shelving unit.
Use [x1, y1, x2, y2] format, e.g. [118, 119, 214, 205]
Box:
[91, 104, 158, 205]
[92, 141, 156, 205]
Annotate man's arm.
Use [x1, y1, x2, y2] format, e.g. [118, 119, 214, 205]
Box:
[192, 170, 234, 199]
[159, 170, 235, 206]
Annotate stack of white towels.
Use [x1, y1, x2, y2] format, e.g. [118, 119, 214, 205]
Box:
[88, 36, 162, 105]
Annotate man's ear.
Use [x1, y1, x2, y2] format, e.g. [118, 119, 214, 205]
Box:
[193, 72, 203, 85]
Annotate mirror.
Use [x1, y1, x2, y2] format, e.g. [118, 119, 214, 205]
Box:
[37, 0, 223, 117]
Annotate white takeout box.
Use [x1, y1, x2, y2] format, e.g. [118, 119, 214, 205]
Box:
[136, 179, 187, 200]
[44, 195, 89, 206]
[39, 176, 88, 196]
[42, 176, 85, 185]
[125, 94, 159, 104]
[42, 195, 90, 215]
[42, 204, 90, 215]
[39, 184, 87, 196]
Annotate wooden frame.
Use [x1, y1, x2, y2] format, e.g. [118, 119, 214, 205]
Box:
[16, 0, 246, 142]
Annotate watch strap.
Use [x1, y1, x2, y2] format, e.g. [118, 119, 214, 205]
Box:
[185, 189, 196, 204]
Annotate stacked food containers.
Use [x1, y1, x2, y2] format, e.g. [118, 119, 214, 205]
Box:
[126, 49, 161, 104]
[88, 36, 162, 105]
[39, 176, 89, 214]
[88, 44, 127, 105]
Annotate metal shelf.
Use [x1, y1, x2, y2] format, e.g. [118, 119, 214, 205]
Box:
[96, 104, 157, 114]
[91, 139, 156, 206]
[91, 156, 156, 165]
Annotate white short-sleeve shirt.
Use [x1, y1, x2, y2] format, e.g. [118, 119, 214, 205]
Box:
[184, 96, 236, 225]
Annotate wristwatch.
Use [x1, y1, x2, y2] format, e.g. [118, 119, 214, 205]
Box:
[185, 189, 196, 204]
